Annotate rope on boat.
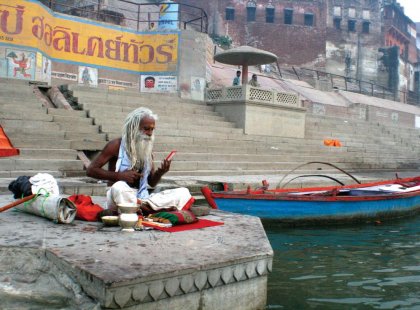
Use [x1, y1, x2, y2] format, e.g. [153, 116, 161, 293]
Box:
[280, 174, 346, 188]
[276, 161, 361, 189]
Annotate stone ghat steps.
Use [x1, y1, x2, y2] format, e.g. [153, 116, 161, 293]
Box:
[1, 107, 107, 152]
[154, 159, 418, 174]
[0, 177, 107, 196]
[152, 151, 417, 163]
[305, 115, 420, 151]
[151, 141, 418, 159]
[305, 123, 420, 142]
[15, 148, 78, 160]
[73, 86, 417, 160]
[87, 109, 236, 130]
[0, 81, 100, 178]
[75, 91, 211, 104]
[162, 166, 413, 177]
[0, 158, 84, 174]
[1, 80, 418, 187]
[0, 84, 37, 95]
[306, 114, 420, 140]
[0, 170, 63, 178]
[151, 134, 413, 155]
[97, 113, 239, 132]
[7, 136, 106, 151]
[68, 85, 197, 102]
[79, 100, 216, 115]
[152, 142, 346, 154]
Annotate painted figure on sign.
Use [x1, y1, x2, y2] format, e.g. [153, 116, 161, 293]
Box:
[82, 67, 92, 84]
[8, 52, 31, 78]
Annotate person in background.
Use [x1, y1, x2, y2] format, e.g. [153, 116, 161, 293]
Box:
[232, 70, 241, 86]
[249, 74, 260, 87]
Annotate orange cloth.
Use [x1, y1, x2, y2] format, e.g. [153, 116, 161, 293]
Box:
[0, 125, 19, 157]
[323, 139, 342, 147]
[68, 194, 104, 222]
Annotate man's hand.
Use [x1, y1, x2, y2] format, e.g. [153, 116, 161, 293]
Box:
[157, 159, 171, 175]
[148, 159, 172, 188]
[119, 170, 142, 184]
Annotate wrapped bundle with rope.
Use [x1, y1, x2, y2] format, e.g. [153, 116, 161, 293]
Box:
[4, 173, 77, 224]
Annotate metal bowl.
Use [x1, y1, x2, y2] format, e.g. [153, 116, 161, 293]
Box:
[118, 203, 139, 214]
[101, 215, 119, 226]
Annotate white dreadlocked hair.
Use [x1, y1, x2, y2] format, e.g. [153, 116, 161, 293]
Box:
[122, 107, 158, 170]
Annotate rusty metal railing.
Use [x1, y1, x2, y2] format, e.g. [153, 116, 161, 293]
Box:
[39, 0, 208, 33]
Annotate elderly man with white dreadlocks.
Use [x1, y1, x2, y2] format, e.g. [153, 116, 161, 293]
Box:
[87, 107, 193, 214]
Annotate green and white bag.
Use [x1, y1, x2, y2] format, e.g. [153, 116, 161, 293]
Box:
[16, 192, 77, 224]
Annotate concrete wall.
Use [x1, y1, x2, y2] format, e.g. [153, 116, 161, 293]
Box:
[0, 0, 210, 100]
[178, 30, 210, 101]
[213, 101, 306, 138]
[305, 99, 416, 128]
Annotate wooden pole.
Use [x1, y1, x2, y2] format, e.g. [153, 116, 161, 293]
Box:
[0, 194, 36, 213]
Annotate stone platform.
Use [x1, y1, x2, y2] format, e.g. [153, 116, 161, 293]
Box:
[0, 195, 273, 310]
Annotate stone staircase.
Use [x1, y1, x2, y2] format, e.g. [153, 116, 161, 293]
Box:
[0, 79, 106, 195]
[304, 114, 420, 171]
[69, 84, 420, 177]
[1, 79, 419, 196]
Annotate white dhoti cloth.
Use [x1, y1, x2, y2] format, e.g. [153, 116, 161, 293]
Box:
[106, 181, 192, 211]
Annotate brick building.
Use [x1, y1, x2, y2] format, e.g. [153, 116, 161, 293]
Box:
[180, 0, 417, 98]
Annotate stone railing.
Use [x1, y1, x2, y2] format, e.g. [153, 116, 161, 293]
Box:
[206, 85, 301, 107]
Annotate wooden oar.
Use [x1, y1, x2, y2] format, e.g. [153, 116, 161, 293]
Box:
[0, 194, 36, 213]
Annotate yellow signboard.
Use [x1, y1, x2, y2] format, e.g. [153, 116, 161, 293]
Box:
[0, 1, 179, 73]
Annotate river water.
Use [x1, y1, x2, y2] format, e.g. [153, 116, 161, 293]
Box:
[264, 217, 420, 309]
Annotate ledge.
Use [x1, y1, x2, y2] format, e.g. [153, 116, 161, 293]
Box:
[0, 196, 273, 309]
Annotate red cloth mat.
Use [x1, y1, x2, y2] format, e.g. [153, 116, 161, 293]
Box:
[0, 125, 19, 157]
[143, 219, 224, 232]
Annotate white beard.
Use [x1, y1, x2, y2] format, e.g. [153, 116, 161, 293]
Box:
[133, 132, 154, 170]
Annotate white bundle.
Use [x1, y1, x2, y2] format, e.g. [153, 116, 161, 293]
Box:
[29, 173, 60, 196]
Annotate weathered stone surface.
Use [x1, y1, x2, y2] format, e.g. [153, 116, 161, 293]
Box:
[0, 247, 99, 310]
[0, 195, 273, 309]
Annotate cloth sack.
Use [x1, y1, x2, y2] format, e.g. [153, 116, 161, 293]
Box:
[16, 194, 77, 224]
[8, 176, 32, 199]
[29, 173, 60, 196]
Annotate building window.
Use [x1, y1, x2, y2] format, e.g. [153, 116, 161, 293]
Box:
[362, 21, 370, 33]
[334, 18, 341, 30]
[284, 8, 293, 25]
[362, 9, 370, 20]
[266, 7, 275, 23]
[333, 6, 341, 17]
[247, 1, 256, 22]
[225, 7, 235, 21]
[348, 8, 356, 18]
[304, 13, 314, 26]
[348, 20, 356, 32]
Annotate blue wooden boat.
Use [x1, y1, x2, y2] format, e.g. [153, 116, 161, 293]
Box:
[201, 175, 420, 225]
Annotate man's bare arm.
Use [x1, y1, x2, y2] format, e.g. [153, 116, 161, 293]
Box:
[86, 139, 142, 184]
